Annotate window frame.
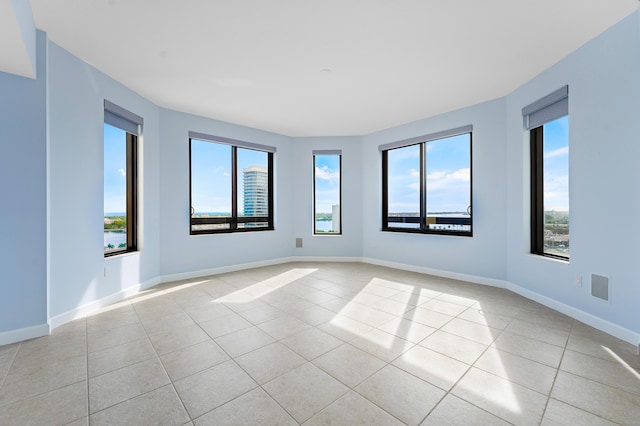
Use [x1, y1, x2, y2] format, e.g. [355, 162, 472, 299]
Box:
[523, 86, 569, 260]
[380, 126, 473, 237]
[103, 100, 141, 258]
[189, 134, 275, 235]
[529, 120, 569, 260]
[313, 150, 342, 235]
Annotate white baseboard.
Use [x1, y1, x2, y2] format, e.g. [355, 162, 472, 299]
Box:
[291, 256, 364, 263]
[159, 256, 364, 284]
[48, 276, 161, 330]
[506, 282, 640, 346]
[16, 256, 637, 349]
[362, 257, 509, 289]
[361, 257, 639, 346]
[159, 257, 298, 284]
[0, 323, 49, 346]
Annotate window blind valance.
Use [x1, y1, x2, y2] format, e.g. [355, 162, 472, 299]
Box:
[312, 150, 342, 155]
[189, 131, 277, 153]
[104, 100, 143, 135]
[378, 125, 473, 152]
[522, 85, 568, 130]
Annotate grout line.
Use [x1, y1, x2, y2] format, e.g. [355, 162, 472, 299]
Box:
[0, 341, 22, 392]
[7, 262, 632, 424]
[539, 318, 574, 423]
[128, 303, 192, 422]
[84, 317, 90, 422]
[416, 298, 521, 425]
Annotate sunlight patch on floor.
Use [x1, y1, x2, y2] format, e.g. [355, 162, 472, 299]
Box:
[215, 268, 317, 303]
[90, 280, 208, 314]
[602, 346, 640, 380]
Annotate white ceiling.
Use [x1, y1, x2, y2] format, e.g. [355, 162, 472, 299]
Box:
[25, 0, 640, 136]
[0, 0, 35, 78]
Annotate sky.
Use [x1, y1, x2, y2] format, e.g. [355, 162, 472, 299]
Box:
[387, 133, 471, 215]
[107, 121, 567, 218]
[542, 115, 569, 212]
[314, 154, 340, 214]
[104, 123, 127, 215]
[190, 140, 267, 214]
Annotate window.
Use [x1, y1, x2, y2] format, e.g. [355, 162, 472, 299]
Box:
[189, 132, 275, 234]
[313, 150, 341, 235]
[381, 126, 472, 236]
[524, 86, 569, 259]
[103, 101, 141, 256]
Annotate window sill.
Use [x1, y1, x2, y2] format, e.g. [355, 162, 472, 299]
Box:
[104, 250, 140, 260]
[526, 252, 570, 265]
[381, 228, 472, 238]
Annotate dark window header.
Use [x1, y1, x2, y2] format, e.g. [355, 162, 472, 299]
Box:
[104, 100, 143, 135]
[189, 131, 277, 153]
[378, 125, 473, 152]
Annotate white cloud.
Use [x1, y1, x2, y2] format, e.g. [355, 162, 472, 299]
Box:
[544, 175, 569, 210]
[408, 168, 420, 190]
[545, 146, 568, 159]
[212, 166, 230, 176]
[118, 168, 126, 177]
[315, 165, 339, 182]
[426, 168, 470, 191]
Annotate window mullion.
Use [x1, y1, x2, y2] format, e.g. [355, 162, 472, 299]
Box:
[231, 146, 238, 230]
[530, 127, 544, 254]
[420, 143, 427, 231]
[126, 133, 137, 251]
[381, 150, 389, 230]
[268, 152, 274, 229]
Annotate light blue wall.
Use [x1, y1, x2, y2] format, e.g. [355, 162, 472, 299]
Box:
[158, 108, 295, 277]
[1, 10, 639, 343]
[0, 31, 47, 333]
[505, 12, 640, 335]
[47, 41, 161, 320]
[291, 136, 364, 258]
[361, 98, 508, 282]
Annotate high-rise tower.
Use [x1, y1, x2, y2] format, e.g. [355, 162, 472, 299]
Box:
[243, 165, 268, 217]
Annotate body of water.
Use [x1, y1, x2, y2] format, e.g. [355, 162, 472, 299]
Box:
[315, 220, 335, 232]
[104, 230, 126, 248]
[105, 220, 335, 247]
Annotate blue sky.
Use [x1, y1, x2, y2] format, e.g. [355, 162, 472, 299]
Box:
[387, 134, 471, 214]
[107, 123, 566, 218]
[543, 115, 569, 212]
[314, 155, 340, 214]
[190, 140, 267, 214]
[104, 123, 127, 215]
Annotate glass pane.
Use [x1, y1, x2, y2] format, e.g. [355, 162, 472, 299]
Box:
[543, 116, 569, 257]
[237, 148, 269, 229]
[191, 140, 232, 232]
[104, 123, 128, 253]
[314, 155, 341, 234]
[425, 133, 471, 233]
[387, 145, 421, 229]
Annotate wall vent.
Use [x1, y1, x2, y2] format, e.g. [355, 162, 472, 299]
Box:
[295, 238, 303, 248]
[591, 274, 609, 301]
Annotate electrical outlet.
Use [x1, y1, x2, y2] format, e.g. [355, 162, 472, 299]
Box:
[575, 276, 582, 288]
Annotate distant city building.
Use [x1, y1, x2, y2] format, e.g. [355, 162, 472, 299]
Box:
[332, 204, 340, 232]
[243, 166, 268, 216]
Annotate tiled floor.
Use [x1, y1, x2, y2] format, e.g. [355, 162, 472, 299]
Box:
[1, 262, 639, 425]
